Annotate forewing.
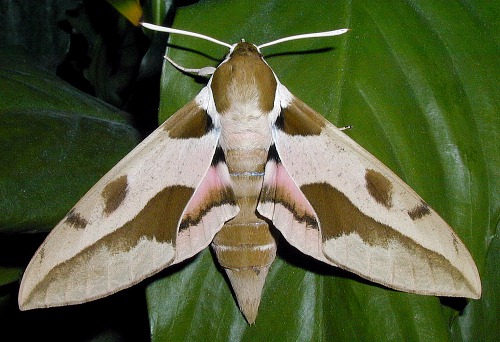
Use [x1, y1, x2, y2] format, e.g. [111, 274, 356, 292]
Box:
[19, 99, 238, 310]
[258, 88, 480, 299]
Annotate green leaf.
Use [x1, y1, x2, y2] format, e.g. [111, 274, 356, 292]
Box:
[147, 0, 498, 341]
[0, 266, 22, 286]
[0, 0, 76, 71]
[0, 45, 145, 342]
[2, 0, 496, 340]
[0, 47, 141, 233]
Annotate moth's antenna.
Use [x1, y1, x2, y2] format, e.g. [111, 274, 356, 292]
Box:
[141, 22, 233, 49]
[142, 23, 349, 51]
[257, 29, 349, 50]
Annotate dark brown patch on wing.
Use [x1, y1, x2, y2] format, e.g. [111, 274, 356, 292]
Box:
[21, 185, 197, 307]
[65, 209, 88, 229]
[301, 182, 395, 247]
[260, 184, 319, 229]
[163, 100, 212, 139]
[211, 146, 226, 167]
[302, 182, 450, 254]
[408, 201, 431, 220]
[275, 98, 325, 136]
[365, 169, 393, 208]
[211, 42, 277, 113]
[179, 184, 236, 231]
[301, 182, 478, 296]
[102, 175, 128, 215]
[104, 185, 194, 253]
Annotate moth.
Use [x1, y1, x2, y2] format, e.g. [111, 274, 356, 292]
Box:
[19, 23, 481, 324]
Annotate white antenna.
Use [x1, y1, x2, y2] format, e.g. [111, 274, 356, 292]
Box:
[141, 23, 349, 51]
[141, 22, 233, 49]
[257, 29, 349, 49]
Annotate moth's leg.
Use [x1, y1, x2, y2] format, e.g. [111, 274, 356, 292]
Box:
[338, 125, 352, 131]
[164, 56, 216, 76]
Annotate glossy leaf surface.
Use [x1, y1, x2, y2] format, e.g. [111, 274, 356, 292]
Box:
[148, 0, 498, 341]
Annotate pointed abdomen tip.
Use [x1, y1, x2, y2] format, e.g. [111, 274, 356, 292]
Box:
[225, 266, 270, 324]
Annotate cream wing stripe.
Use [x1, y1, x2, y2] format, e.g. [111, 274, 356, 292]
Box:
[271, 87, 480, 297]
[19, 98, 223, 309]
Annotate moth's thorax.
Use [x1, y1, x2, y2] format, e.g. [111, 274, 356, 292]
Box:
[212, 42, 278, 151]
[211, 42, 277, 115]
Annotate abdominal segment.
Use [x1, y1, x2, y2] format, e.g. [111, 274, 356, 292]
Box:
[211, 148, 276, 324]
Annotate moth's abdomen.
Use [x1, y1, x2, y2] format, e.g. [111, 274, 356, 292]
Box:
[211, 148, 276, 324]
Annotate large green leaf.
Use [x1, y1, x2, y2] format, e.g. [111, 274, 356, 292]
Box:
[1, 0, 496, 340]
[0, 1, 75, 71]
[0, 47, 141, 233]
[0, 46, 144, 340]
[146, 0, 498, 341]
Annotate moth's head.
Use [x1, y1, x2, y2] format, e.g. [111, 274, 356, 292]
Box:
[228, 41, 262, 59]
[140, 23, 348, 114]
[211, 41, 276, 114]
